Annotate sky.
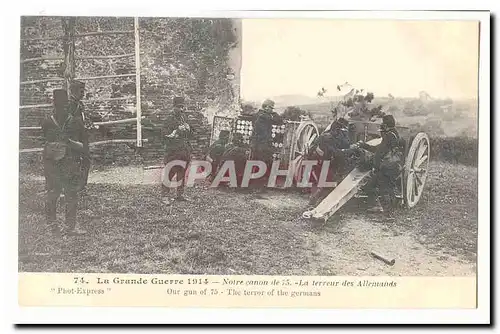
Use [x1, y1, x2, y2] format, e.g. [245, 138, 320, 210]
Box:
[239, 19, 480, 102]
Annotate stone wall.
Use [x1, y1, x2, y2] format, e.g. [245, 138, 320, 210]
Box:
[19, 16, 241, 169]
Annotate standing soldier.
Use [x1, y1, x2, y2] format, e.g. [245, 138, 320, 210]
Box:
[358, 115, 404, 216]
[205, 130, 230, 182]
[68, 80, 91, 192]
[251, 99, 282, 184]
[41, 89, 88, 235]
[161, 96, 192, 205]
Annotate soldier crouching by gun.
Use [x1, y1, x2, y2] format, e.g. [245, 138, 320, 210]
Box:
[161, 96, 192, 205]
[357, 115, 403, 217]
[218, 133, 250, 189]
[307, 118, 359, 207]
[41, 89, 89, 235]
[205, 130, 230, 183]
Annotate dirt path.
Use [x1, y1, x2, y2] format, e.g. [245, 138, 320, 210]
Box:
[253, 193, 475, 276]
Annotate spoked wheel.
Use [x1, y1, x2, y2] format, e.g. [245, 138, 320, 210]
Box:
[292, 121, 319, 187]
[294, 121, 319, 158]
[404, 132, 430, 208]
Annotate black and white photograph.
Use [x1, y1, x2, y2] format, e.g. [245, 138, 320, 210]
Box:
[18, 15, 481, 280]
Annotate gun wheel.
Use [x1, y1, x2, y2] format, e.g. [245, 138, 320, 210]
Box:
[404, 132, 430, 208]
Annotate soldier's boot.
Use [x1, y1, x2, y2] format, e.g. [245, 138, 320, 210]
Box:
[161, 184, 173, 205]
[46, 190, 62, 234]
[175, 186, 189, 202]
[63, 192, 86, 236]
[78, 158, 91, 192]
[380, 195, 396, 219]
[367, 196, 384, 213]
[46, 214, 62, 235]
[174, 174, 189, 201]
[308, 188, 321, 207]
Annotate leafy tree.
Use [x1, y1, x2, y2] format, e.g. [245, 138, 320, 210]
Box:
[317, 84, 385, 121]
[281, 106, 312, 121]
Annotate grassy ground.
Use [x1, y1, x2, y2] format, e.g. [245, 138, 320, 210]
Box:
[18, 161, 477, 276]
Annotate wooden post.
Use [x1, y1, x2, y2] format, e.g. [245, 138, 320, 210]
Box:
[61, 17, 76, 93]
[134, 17, 142, 147]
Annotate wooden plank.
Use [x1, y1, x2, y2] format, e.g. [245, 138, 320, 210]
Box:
[20, 73, 135, 85]
[19, 138, 149, 154]
[74, 30, 134, 38]
[21, 30, 134, 42]
[20, 36, 61, 42]
[19, 96, 135, 110]
[19, 148, 43, 153]
[134, 17, 142, 148]
[20, 56, 64, 63]
[19, 103, 53, 109]
[89, 139, 148, 146]
[21, 53, 135, 63]
[95, 117, 144, 126]
[20, 78, 65, 85]
[77, 53, 135, 60]
[20, 117, 144, 129]
[85, 96, 135, 102]
[75, 73, 135, 81]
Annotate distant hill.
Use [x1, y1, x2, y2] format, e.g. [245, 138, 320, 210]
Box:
[244, 94, 478, 138]
[246, 94, 341, 109]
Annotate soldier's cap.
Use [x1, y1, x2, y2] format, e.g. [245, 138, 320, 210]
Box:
[53, 89, 68, 103]
[69, 80, 85, 90]
[382, 114, 396, 128]
[173, 96, 185, 107]
[262, 99, 275, 109]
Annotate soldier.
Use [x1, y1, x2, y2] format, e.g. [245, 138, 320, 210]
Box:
[219, 132, 250, 188]
[41, 89, 88, 235]
[251, 99, 282, 183]
[161, 96, 192, 205]
[326, 117, 358, 180]
[358, 115, 403, 216]
[307, 118, 358, 206]
[68, 80, 91, 192]
[206, 130, 230, 182]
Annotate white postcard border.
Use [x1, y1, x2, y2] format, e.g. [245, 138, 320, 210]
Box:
[2, 1, 492, 327]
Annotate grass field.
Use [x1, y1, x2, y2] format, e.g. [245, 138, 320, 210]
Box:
[18, 161, 477, 276]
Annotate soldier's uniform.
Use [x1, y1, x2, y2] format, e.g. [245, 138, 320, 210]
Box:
[251, 99, 282, 181]
[307, 118, 356, 206]
[219, 133, 250, 188]
[161, 97, 192, 204]
[68, 80, 91, 191]
[42, 89, 88, 235]
[359, 115, 403, 215]
[206, 130, 230, 181]
[326, 118, 357, 180]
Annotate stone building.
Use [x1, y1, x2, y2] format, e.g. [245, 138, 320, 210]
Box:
[19, 16, 242, 167]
